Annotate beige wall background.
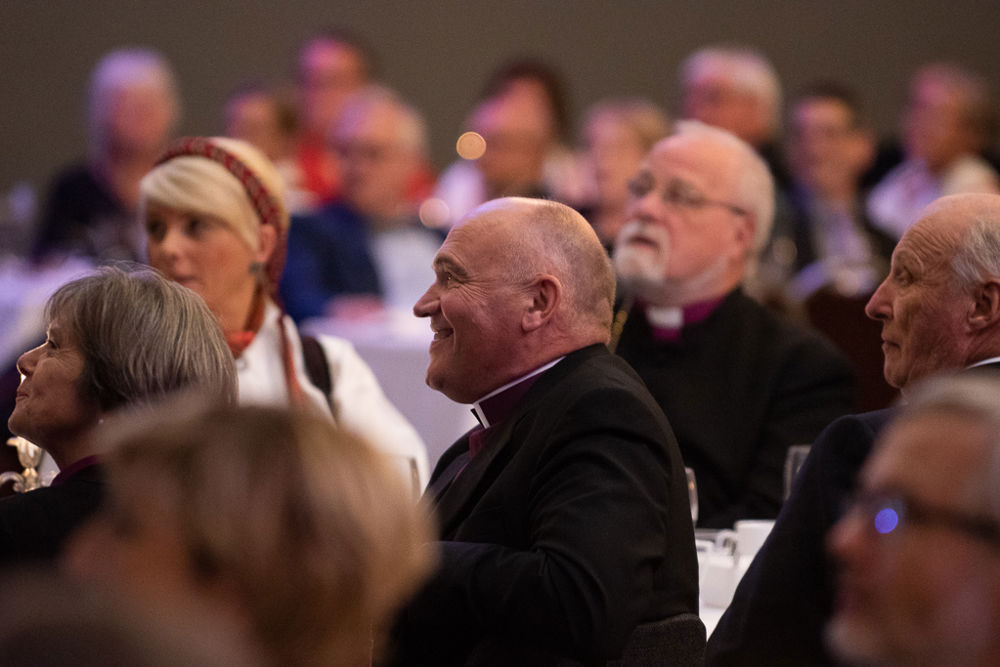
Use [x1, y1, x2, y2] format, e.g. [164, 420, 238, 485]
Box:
[3, 1, 998, 195]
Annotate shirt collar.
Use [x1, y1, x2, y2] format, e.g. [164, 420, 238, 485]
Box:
[471, 357, 564, 428]
[641, 294, 726, 342]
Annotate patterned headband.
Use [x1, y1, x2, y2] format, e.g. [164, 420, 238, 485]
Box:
[156, 137, 283, 233]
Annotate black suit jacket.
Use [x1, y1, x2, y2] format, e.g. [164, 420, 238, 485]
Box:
[0, 463, 104, 566]
[615, 289, 855, 528]
[387, 345, 699, 666]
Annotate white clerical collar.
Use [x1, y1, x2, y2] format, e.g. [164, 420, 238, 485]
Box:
[645, 305, 684, 330]
[471, 356, 565, 429]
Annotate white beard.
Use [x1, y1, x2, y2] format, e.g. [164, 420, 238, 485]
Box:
[613, 219, 732, 306]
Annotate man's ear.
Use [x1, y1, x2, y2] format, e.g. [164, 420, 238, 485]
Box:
[255, 224, 277, 264]
[522, 275, 561, 332]
[968, 279, 1000, 331]
[733, 213, 757, 258]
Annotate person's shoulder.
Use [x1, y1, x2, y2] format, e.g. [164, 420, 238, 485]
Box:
[812, 408, 895, 460]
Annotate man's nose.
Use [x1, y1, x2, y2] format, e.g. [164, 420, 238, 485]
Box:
[413, 284, 438, 318]
[864, 280, 892, 321]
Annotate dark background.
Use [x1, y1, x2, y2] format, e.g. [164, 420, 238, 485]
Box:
[3, 1, 999, 196]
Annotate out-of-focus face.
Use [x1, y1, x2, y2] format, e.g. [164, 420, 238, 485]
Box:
[683, 73, 769, 147]
[864, 206, 972, 389]
[333, 103, 419, 219]
[145, 202, 262, 327]
[903, 74, 973, 172]
[104, 82, 176, 156]
[827, 411, 1000, 666]
[613, 133, 752, 305]
[787, 97, 873, 198]
[472, 89, 553, 197]
[585, 113, 648, 210]
[224, 92, 291, 163]
[413, 212, 530, 403]
[9, 319, 98, 452]
[298, 39, 367, 137]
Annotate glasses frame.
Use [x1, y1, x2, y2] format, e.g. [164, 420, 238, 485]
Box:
[845, 489, 1000, 548]
[627, 175, 749, 218]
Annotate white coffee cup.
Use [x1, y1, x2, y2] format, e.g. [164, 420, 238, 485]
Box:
[700, 550, 741, 608]
[714, 519, 775, 560]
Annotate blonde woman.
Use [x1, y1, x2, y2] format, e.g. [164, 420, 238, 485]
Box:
[139, 136, 428, 488]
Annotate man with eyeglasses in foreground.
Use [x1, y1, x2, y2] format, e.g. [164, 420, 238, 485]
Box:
[611, 120, 854, 528]
[708, 192, 1000, 665]
[827, 373, 1000, 666]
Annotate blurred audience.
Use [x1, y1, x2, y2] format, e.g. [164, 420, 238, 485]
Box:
[433, 58, 585, 227]
[827, 374, 1000, 667]
[708, 192, 1000, 665]
[778, 82, 893, 301]
[281, 86, 444, 322]
[611, 121, 854, 527]
[141, 136, 429, 487]
[32, 48, 180, 264]
[222, 80, 314, 214]
[576, 97, 671, 251]
[774, 83, 899, 411]
[679, 44, 788, 187]
[65, 401, 433, 666]
[294, 29, 373, 208]
[0, 265, 235, 565]
[867, 62, 999, 239]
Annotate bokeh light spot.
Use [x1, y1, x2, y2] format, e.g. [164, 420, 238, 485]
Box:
[456, 131, 486, 160]
[874, 507, 899, 534]
[419, 198, 451, 228]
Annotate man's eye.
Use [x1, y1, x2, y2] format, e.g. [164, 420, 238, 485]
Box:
[627, 177, 651, 198]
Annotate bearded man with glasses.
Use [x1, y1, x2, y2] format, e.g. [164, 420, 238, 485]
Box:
[611, 120, 855, 528]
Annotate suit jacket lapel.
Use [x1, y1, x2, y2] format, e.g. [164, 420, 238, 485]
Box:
[434, 415, 519, 538]
[430, 345, 607, 538]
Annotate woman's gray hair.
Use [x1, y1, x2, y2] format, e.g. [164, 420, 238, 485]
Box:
[45, 264, 236, 412]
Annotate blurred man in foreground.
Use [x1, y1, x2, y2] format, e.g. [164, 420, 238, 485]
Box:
[828, 374, 1000, 667]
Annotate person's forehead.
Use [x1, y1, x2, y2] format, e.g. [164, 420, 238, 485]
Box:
[866, 412, 988, 506]
[793, 97, 853, 127]
[645, 134, 738, 185]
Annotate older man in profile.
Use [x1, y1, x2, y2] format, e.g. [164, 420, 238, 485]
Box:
[707, 192, 1000, 666]
[611, 121, 854, 528]
[385, 197, 699, 666]
[827, 374, 1000, 667]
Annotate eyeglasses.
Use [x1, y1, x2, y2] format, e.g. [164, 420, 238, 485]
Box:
[627, 174, 748, 217]
[844, 489, 1000, 548]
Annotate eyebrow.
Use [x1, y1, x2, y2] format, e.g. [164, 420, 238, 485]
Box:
[433, 256, 469, 280]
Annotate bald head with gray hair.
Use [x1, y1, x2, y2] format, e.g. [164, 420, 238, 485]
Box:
[673, 120, 776, 252]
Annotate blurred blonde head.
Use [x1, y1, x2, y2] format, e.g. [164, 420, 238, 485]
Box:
[69, 401, 433, 666]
